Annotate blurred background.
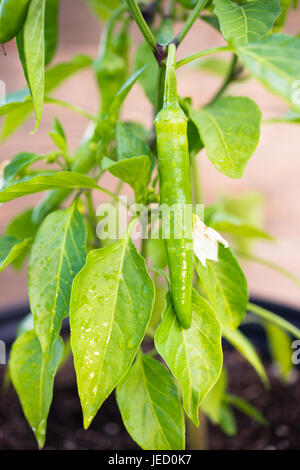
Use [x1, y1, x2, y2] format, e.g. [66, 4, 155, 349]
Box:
[0, 0, 299, 312]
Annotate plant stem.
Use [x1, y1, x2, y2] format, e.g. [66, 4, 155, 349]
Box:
[125, 0, 157, 53]
[237, 250, 300, 290]
[248, 302, 300, 339]
[176, 46, 230, 69]
[86, 191, 97, 228]
[209, 54, 238, 104]
[187, 411, 208, 450]
[174, 0, 208, 46]
[44, 97, 97, 122]
[93, 184, 128, 206]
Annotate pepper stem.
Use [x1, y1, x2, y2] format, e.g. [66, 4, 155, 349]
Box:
[163, 43, 179, 110]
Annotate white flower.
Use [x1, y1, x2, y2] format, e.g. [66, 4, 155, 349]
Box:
[193, 214, 229, 267]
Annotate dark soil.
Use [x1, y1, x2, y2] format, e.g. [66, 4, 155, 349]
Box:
[0, 350, 300, 450]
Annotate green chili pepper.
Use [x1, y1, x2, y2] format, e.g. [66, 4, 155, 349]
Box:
[0, 0, 31, 44]
[154, 43, 193, 329]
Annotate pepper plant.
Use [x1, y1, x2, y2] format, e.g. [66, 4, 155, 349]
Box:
[0, 0, 300, 450]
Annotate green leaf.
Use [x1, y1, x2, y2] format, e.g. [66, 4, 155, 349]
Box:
[265, 323, 293, 383]
[5, 208, 39, 268]
[1, 89, 30, 108]
[0, 235, 31, 272]
[201, 367, 236, 435]
[195, 245, 248, 329]
[212, 192, 269, 251]
[0, 101, 33, 141]
[0, 55, 92, 141]
[195, 57, 231, 76]
[146, 236, 167, 270]
[4, 152, 42, 181]
[108, 66, 147, 120]
[134, 41, 159, 107]
[28, 203, 86, 356]
[179, 97, 205, 158]
[188, 119, 204, 158]
[274, 0, 294, 31]
[210, 211, 273, 240]
[10, 330, 63, 448]
[201, 368, 228, 423]
[44, 54, 93, 93]
[236, 34, 300, 112]
[214, 0, 281, 46]
[248, 302, 300, 339]
[116, 353, 185, 450]
[0, 56, 92, 114]
[70, 237, 154, 429]
[190, 96, 261, 178]
[201, 14, 221, 31]
[223, 326, 269, 386]
[0, 97, 31, 117]
[102, 155, 151, 203]
[44, 0, 59, 66]
[177, 0, 198, 8]
[219, 192, 265, 228]
[147, 281, 168, 337]
[155, 17, 174, 44]
[155, 291, 223, 426]
[238, 250, 300, 290]
[91, 67, 148, 153]
[122, 121, 151, 142]
[16, 0, 46, 132]
[85, 0, 121, 20]
[116, 121, 153, 162]
[266, 109, 300, 124]
[0, 171, 100, 203]
[226, 394, 268, 426]
[218, 405, 237, 435]
[17, 314, 34, 337]
[49, 118, 67, 153]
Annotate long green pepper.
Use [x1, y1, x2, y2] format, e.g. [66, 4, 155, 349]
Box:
[0, 0, 31, 44]
[154, 44, 193, 329]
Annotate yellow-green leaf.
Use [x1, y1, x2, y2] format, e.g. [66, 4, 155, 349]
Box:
[195, 245, 248, 329]
[70, 237, 154, 429]
[10, 330, 63, 448]
[116, 354, 185, 450]
[155, 291, 223, 425]
[0, 235, 31, 272]
[28, 203, 87, 356]
[190, 97, 261, 178]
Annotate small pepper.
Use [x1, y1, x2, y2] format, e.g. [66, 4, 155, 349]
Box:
[154, 43, 193, 329]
